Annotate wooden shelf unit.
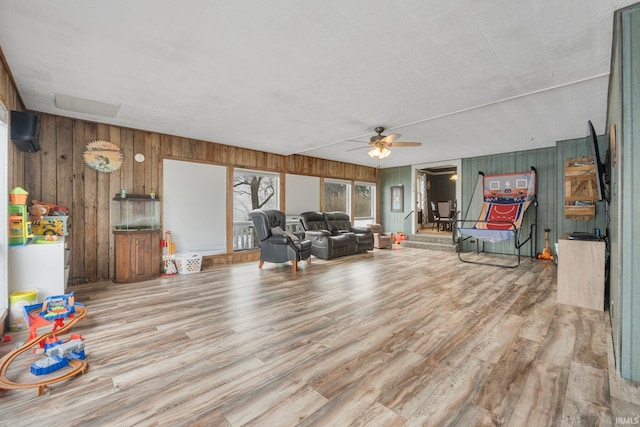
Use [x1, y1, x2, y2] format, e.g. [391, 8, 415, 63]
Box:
[112, 196, 161, 283]
[114, 230, 161, 283]
[564, 156, 597, 220]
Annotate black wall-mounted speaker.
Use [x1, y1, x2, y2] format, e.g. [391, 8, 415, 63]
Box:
[10, 110, 41, 152]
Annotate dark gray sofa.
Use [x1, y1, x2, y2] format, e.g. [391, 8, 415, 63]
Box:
[323, 212, 374, 253]
[298, 211, 373, 260]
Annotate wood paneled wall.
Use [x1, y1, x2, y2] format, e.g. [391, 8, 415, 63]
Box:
[2, 44, 378, 285]
[460, 147, 557, 256]
[1, 48, 25, 189]
[9, 113, 378, 285]
[1, 46, 24, 338]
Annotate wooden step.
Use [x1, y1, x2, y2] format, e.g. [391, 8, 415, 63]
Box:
[405, 232, 453, 245]
[400, 233, 457, 252]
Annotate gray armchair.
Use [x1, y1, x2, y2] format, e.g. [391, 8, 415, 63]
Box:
[249, 209, 312, 272]
[367, 223, 392, 249]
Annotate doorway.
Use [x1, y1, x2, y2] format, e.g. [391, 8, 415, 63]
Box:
[420, 167, 457, 231]
[411, 159, 461, 234]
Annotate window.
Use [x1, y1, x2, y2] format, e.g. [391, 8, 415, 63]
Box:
[354, 182, 375, 227]
[233, 169, 279, 250]
[324, 179, 351, 214]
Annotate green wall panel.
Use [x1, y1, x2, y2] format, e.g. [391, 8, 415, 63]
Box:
[458, 139, 611, 259]
[377, 5, 640, 382]
[380, 166, 412, 234]
[619, 5, 640, 381]
[607, 7, 623, 378]
[555, 136, 607, 236]
[460, 147, 556, 257]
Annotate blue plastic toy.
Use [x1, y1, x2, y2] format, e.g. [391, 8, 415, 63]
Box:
[30, 334, 86, 376]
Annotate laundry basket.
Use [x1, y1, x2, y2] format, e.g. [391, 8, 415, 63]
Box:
[174, 252, 203, 274]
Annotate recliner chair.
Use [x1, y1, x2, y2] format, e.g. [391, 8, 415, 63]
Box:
[323, 212, 373, 253]
[249, 209, 312, 272]
[298, 211, 356, 259]
[367, 223, 392, 249]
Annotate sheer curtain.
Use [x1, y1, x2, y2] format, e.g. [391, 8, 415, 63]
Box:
[420, 173, 428, 228]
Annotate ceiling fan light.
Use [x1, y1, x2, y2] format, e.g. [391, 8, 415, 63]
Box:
[368, 147, 380, 158]
[379, 147, 391, 159]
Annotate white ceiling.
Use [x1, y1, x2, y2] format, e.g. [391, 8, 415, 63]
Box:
[0, 0, 635, 168]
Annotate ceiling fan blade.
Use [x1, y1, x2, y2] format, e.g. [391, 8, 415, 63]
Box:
[345, 139, 369, 144]
[381, 133, 401, 143]
[389, 142, 422, 147]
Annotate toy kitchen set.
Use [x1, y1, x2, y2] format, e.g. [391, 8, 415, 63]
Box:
[8, 187, 70, 302]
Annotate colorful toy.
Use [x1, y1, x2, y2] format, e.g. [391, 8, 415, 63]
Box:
[31, 334, 86, 376]
[8, 216, 23, 232]
[39, 293, 76, 324]
[30, 199, 69, 216]
[537, 228, 554, 260]
[9, 187, 28, 205]
[28, 203, 48, 221]
[31, 217, 66, 236]
[0, 294, 87, 396]
[161, 230, 177, 276]
[8, 204, 31, 245]
[24, 292, 77, 339]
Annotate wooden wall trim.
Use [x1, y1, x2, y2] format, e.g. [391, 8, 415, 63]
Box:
[0, 46, 24, 110]
[1, 44, 26, 193]
[279, 172, 286, 212]
[202, 250, 261, 268]
[226, 166, 234, 254]
[319, 178, 325, 212]
[12, 112, 378, 284]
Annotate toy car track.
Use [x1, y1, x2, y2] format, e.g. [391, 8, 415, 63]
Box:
[0, 305, 87, 396]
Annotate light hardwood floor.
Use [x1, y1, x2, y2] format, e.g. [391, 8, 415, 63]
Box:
[1, 247, 639, 426]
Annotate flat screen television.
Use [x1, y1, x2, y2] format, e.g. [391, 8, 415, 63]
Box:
[588, 120, 609, 203]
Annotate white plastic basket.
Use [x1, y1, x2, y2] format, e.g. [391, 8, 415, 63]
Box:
[174, 252, 203, 274]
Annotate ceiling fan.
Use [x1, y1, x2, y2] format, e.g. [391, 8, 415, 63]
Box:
[347, 127, 422, 159]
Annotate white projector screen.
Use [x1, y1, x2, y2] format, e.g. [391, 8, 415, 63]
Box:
[163, 159, 226, 254]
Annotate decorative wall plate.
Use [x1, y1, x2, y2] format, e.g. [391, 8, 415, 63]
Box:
[83, 140, 123, 173]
